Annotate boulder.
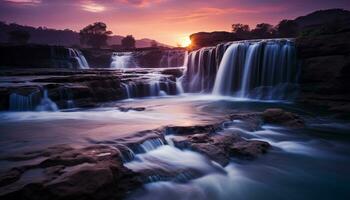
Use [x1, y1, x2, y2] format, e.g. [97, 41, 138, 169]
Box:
[262, 108, 304, 128]
[170, 124, 270, 166]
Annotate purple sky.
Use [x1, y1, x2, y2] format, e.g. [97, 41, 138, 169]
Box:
[1, 0, 350, 45]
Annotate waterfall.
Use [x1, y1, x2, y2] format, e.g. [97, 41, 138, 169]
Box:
[68, 48, 90, 69]
[35, 90, 59, 111]
[111, 52, 137, 68]
[140, 138, 165, 152]
[9, 91, 41, 111]
[182, 39, 299, 100]
[122, 83, 131, 99]
[149, 81, 161, 96]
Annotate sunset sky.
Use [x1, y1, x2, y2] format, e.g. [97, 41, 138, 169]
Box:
[1, 0, 350, 46]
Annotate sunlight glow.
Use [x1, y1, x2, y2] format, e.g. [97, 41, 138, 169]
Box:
[179, 36, 191, 47]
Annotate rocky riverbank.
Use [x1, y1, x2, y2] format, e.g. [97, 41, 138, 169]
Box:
[0, 108, 304, 200]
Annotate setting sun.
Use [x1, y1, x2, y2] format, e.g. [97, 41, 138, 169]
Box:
[179, 36, 191, 47]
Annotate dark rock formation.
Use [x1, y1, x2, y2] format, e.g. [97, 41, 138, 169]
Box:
[0, 45, 87, 69]
[0, 68, 181, 110]
[296, 31, 350, 118]
[190, 31, 237, 50]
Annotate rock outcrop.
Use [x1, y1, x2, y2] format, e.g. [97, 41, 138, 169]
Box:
[0, 45, 89, 69]
[0, 68, 181, 110]
[296, 31, 350, 118]
[0, 145, 141, 200]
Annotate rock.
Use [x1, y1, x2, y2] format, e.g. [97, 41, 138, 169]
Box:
[119, 107, 146, 112]
[0, 145, 142, 200]
[262, 108, 304, 128]
[229, 112, 262, 131]
[296, 31, 350, 118]
[230, 140, 270, 159]
[170, 124, 270, 166]
[0, 45, 86, 69]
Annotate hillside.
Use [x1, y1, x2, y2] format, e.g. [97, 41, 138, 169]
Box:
[294, 8, 350, 28]
[0, 22, 171, 48]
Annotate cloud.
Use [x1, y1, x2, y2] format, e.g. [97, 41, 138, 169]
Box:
[81, 1, 106, 12]
[4, 0, 41, 6]
[119, 0, 163, 7]
[166, 7, 258, 22]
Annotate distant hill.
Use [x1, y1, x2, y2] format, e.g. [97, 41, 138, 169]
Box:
[294, 9, 350, 29]
[0, 22, 172, 48]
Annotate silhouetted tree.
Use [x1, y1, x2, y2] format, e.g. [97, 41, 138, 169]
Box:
[151, 40, 158, 47]
[8, 30, 30, 45]
[251, 23, 275, 38]
[122, 35, 136, 49]
[276, 20, 299, 37]
[232, 23, 250, 38]
[79, 22, 112, 48]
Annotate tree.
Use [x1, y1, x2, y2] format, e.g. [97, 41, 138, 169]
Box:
[121, 35, 136, 49]
[8, 30, 30, 45]
[251, 23, 275, 38]
[79, 22, 112, 48]
[276, 20, 299, 37]
[232, 23, 250, 38]
[150, 40, 158, 47]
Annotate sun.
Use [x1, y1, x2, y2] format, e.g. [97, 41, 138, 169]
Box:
[179, 36, 191, 47]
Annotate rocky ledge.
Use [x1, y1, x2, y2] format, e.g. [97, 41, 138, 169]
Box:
[0, 68, 183, 110]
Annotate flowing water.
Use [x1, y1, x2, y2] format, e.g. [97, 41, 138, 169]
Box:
[111, 52, 138, 68]
[0, 96, 349, 200]
[68, 48, 90, 69]
[182, 39, 299, 100]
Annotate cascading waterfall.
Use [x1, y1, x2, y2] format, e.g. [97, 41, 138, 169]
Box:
[9, 91, 41, 111]
[9, 89, 58, 111]
[182, 39, 299, 100]
[35, 90, 59, 111]
[68, 48, 90, 69]
[111, 52, 137, 68]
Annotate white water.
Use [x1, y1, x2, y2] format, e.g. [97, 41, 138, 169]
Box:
[68, 48, 89, 69]
[111, 52, 137, 68]
[35, 90, 58, 112]
[182, 39, 299, 100]
[213, 39, 298, 99]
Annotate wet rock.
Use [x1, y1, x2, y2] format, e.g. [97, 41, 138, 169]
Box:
[262, 108, 305, 128]
[229, 112, 262, 131]
[119, 107, 146, 112]
[170, 124, 270, 166]
[0, 145, 142, 200]
[230, 140, 270, 159]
